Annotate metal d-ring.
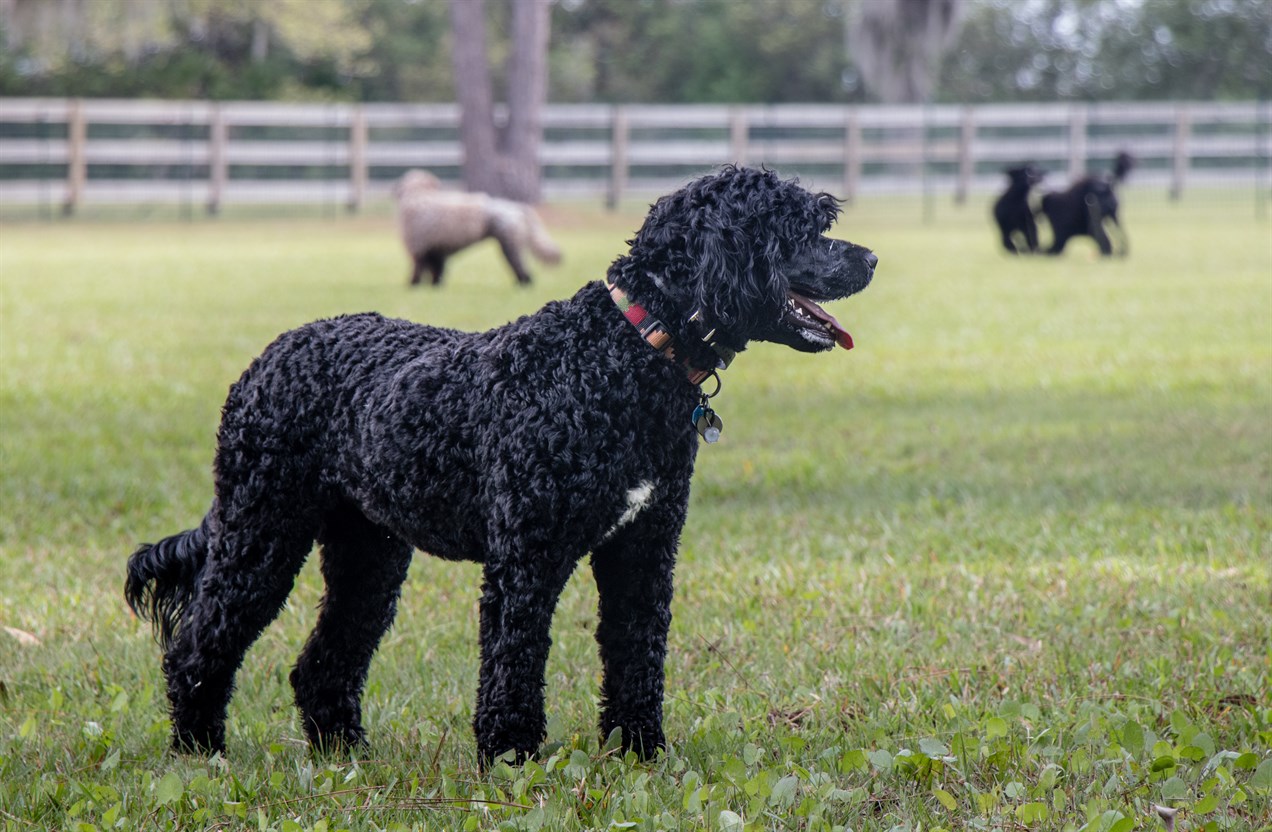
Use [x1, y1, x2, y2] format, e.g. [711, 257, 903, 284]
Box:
[701, 369, 722, 399]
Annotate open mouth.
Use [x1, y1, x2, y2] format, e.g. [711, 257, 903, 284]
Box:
[785, 291, 854, 350]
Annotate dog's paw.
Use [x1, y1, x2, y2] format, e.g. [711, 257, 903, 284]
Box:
[171, 724, 226, 756]
[602, 719, 665, 761]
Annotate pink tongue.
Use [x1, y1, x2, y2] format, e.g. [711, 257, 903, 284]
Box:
[789, 292, 854, 350]
[828, 315, 854, 350]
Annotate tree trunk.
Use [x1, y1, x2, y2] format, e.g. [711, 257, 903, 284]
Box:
[502, 0, 550, 203]
[448, 0, 501, 195]
[448, 0, 549, 202]
[849, 0, 965, 104]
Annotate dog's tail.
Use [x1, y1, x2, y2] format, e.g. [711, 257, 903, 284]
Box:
[522, 208, 563, 265]
[125, 512, 213, 650]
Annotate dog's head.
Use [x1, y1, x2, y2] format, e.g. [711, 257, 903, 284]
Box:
[1005, 164, 1045, 188]
[615, 166, 876, 360]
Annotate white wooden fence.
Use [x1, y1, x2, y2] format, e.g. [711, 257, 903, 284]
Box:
[0, 98, 1267, 213]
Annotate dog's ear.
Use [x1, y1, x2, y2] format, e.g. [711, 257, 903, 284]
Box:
[686, 208, 773, 337]
[628, 192, 696, 284]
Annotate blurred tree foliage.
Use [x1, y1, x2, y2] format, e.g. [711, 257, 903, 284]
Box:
[0, 0, 1267, 102]
[940, 0, 1272, 102]
[548, 0, 857, 103]
[0, 0, 373, 99]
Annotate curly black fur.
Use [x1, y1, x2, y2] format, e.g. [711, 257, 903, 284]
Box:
[124, 514, 213, 649]
[125, 166, 877, 767]
[992, 164, 1045, 254]
[1040, 151, 1135, 257]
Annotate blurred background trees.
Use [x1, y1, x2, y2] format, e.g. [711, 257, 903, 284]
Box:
[941, 0, 1272, 102]
[0, 0, 373, 98]
[0, 0, 1267, 103]
[850, 0, 965, 103]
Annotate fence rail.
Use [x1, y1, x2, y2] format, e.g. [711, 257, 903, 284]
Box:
[0, 98, 1267, 213]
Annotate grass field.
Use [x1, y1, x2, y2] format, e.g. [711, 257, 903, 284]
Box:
[1, 191, 1269, 832]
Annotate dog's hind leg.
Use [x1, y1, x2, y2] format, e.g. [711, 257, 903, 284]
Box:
[426, 252, 447, 285]
[490, 224, 533, 285]
[409, 253, 427, 286]
[290, 503, 413, 753]
[473, 555, 576, 766]
[590, 499, 684, 759]
[162, 494, 319, 754]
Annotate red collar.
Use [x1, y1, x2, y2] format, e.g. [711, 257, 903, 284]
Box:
[607, 283, 730, 385]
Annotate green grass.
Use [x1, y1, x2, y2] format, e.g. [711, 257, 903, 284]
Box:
[1, 192, 1269, 832]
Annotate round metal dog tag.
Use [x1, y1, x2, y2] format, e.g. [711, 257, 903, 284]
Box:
[694, 407, 723, 443]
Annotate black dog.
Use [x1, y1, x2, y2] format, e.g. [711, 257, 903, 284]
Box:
[125, 166, 877, 767]
[1040, 151, 1135, 257]
[992, 164, 1045, 254]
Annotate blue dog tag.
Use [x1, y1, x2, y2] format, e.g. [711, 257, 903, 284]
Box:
[693, 405, 723, 444]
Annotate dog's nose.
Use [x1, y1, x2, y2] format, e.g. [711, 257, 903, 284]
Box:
[864, 252, 879, 270]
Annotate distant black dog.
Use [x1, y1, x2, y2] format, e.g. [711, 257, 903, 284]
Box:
[1040, 151, 1135, 257]
[125, 166, 877, 767]
[992, 164, 1046, 254]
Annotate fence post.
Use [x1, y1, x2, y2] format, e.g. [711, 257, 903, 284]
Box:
[1260, 96, 1270, 221]
[1067, 105, 1088, 180]
[607, 105, 628, 210]
[1170, 104, 1190, 201]
[63, 98, 85, 216]
[921, 105, 933, 224]
[842, 108, 860, 204]
[348, 105, 367, 213]
[729, 107, 748, 167]
[207, 103, 227, 215]
[955, 106, 975, 205]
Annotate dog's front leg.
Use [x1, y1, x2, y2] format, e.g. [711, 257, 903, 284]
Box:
[473, 557, 574, 768]
[590, 499, 685, 760]
[1024, 213, 1041, 253]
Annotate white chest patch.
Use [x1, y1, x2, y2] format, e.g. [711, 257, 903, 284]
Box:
[603, 480, 656, 540]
